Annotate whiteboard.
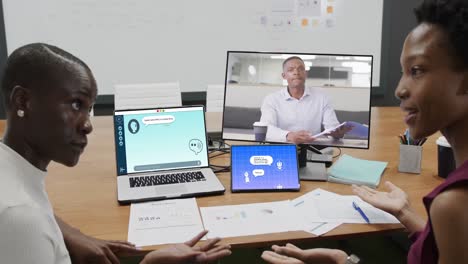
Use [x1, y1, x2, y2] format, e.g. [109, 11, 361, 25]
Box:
[3, 0, 383, 94]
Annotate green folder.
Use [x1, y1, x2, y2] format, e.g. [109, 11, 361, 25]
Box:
[327, 154, 388, 188]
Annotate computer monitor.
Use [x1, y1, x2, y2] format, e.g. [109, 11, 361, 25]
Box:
[221, 51, 372, 179]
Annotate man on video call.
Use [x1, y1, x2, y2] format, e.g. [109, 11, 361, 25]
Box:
[260, 56, 351, 144]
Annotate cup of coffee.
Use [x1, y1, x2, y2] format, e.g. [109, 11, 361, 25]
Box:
[436, 136, 456, 178]
[253, 122, 268, 141]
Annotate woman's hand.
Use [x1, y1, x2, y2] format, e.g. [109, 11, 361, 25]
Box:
[140, 230, 231, 264]
[262, 243, 347, 264]
[352, 181, 409, 217]
[352, 181, 426, 233]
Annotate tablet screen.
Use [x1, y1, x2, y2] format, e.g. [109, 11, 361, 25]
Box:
[231, 144, 300, 192]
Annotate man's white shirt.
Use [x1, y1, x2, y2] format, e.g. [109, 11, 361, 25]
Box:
[260, 87, 340, 142]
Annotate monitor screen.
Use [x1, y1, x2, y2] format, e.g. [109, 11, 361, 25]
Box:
[231, 144, 300, 192]
[114, 106, 209, 175]
[222, 51, 372, 149]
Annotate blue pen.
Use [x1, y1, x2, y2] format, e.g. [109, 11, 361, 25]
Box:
[352, 201, 370, 223]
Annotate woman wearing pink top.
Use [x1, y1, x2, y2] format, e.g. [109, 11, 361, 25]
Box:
[261, 0, 468, 263]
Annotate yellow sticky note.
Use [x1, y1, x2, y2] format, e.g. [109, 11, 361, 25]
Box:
[327, 6, 334, 14]
[312, 19, 320, 27]
[301, 18, 309, 26]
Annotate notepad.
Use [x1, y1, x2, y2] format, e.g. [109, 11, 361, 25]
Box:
[327, 154, 388, 188]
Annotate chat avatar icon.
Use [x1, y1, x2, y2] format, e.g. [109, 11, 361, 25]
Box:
[189, 139, 203, 155]
[244, 171, 250, 183]
[128, 119, 140, 134]
[276, 160, 283, 170]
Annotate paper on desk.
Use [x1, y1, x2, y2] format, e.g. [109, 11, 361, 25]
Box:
[200, 200, 300, 238]
[291, 188, 342, 236]
[304, 222, 342, 236]
[128, 198, 205, 247]
[305, 195, 400, 224]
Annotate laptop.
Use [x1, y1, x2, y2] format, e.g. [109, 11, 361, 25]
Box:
[113, 105, 225, 204]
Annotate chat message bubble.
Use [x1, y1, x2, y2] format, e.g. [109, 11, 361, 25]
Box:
[252, 169, 265, 177]
[189, 139, 203, 155]
[142, 115, 175, 126]
[250, 155, 273, 166]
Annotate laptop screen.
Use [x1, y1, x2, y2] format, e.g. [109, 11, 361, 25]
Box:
[114, 106, 209, 175]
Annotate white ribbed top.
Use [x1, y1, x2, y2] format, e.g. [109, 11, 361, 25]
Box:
[0, 142, 71, 264]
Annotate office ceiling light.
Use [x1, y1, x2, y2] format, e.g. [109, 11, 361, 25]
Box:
[271, 55, 286, 59]
[298, 55, 316, 60]
[353, 56, 372, 61]
[271, 54, 294, 59]
[270, 54, 316, 60]
[336, 56, 351, 60]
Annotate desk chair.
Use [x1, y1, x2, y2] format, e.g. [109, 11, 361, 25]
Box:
[114, 82, 182, 110]
[206, 84, 225, 112]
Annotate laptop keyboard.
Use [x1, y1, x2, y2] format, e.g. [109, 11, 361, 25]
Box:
[129, 171, 206, 188]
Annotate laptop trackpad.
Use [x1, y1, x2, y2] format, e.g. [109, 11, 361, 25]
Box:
[154, 184, 188, 195]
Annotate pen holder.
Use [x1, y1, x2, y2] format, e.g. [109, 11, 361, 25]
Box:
[398, 144, 422, 174]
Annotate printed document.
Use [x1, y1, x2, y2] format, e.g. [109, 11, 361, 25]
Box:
[128, 198, 204, 247]
[306, 195, 400, 224]
[291, 188, 342, 235]
[200, 200, 300, 238]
